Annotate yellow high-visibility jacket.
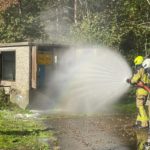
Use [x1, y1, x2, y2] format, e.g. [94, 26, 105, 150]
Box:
[131, 67, 150, 96]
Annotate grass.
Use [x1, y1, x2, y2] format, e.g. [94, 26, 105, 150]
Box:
[0, 109, 57, 150]
[113, 100, 136, 114]
[112, 91, 137, 114]
[110, 88, 137, 114]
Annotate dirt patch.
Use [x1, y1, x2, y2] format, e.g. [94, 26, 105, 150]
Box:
[46, 114, 140, 150]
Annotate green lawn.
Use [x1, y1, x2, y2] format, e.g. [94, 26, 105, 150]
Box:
[0, 110, 57, 150]
[113, 100, 136, 114]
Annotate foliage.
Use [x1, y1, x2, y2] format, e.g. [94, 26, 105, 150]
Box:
[0, 110, 56, 150]
[0, 88, 27, 111]
[0, 0, 18, 11]
[71, 14, 121, 46]
[0, 88, 10, 109]
[0, 0, 48, 42]
[113, 89, 136, 114]
[71, 0, 150, 62]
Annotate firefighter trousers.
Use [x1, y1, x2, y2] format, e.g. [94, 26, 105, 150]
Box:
[136, 95, 149, 127]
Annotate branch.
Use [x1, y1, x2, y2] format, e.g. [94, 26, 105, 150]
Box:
[138, 22, 150, 25]
[146, 0, 150, 5]
[18, 0, 22, 15]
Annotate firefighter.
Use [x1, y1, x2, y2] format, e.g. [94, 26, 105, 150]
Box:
[142, 58, 150, 127]
[127, 56, 150, 129]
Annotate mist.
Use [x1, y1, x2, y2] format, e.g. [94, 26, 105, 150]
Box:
[30, 46, 132, 114]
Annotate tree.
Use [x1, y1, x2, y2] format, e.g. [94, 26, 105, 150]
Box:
[0, 0, 48, 42]
[0, 0, 18, 11]
[71, 0, 150, 61]
[74, 0, 77, 23]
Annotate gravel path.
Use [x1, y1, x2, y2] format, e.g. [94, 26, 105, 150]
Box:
[46, 115, 137, 150]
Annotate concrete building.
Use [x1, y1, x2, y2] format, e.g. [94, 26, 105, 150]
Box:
[0, 42, 70, 109]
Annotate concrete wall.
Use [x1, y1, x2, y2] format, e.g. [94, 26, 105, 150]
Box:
[0, 45, 30, 109]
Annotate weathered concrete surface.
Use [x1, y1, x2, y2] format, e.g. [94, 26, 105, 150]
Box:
[46, 114, 137, 150]
[0, 45, 31, 109]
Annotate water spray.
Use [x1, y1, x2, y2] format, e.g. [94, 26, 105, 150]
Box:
[51, 46, 132, 114]
[31, 46, 132, 114]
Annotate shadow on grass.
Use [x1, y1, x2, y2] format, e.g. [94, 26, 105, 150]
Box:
[0, 127, 53, 136]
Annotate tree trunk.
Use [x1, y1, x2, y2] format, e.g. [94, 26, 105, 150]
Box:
[74, 0, 77, 24]
[146, 0, 150, 5]
[18, 0, 22, 15]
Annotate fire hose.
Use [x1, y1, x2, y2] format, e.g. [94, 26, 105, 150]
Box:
[127, 79, 150, 93]
[136, 81, 150, 93]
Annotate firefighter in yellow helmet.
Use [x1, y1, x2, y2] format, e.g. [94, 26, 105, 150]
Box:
[127, 56, 150, 129]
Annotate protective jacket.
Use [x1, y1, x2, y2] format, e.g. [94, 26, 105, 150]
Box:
[131, 66, 150, 96]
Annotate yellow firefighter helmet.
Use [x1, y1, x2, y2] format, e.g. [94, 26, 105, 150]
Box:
[134, 56, 144, 65]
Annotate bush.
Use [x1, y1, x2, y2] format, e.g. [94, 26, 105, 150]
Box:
[0, 87, 9, 109]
